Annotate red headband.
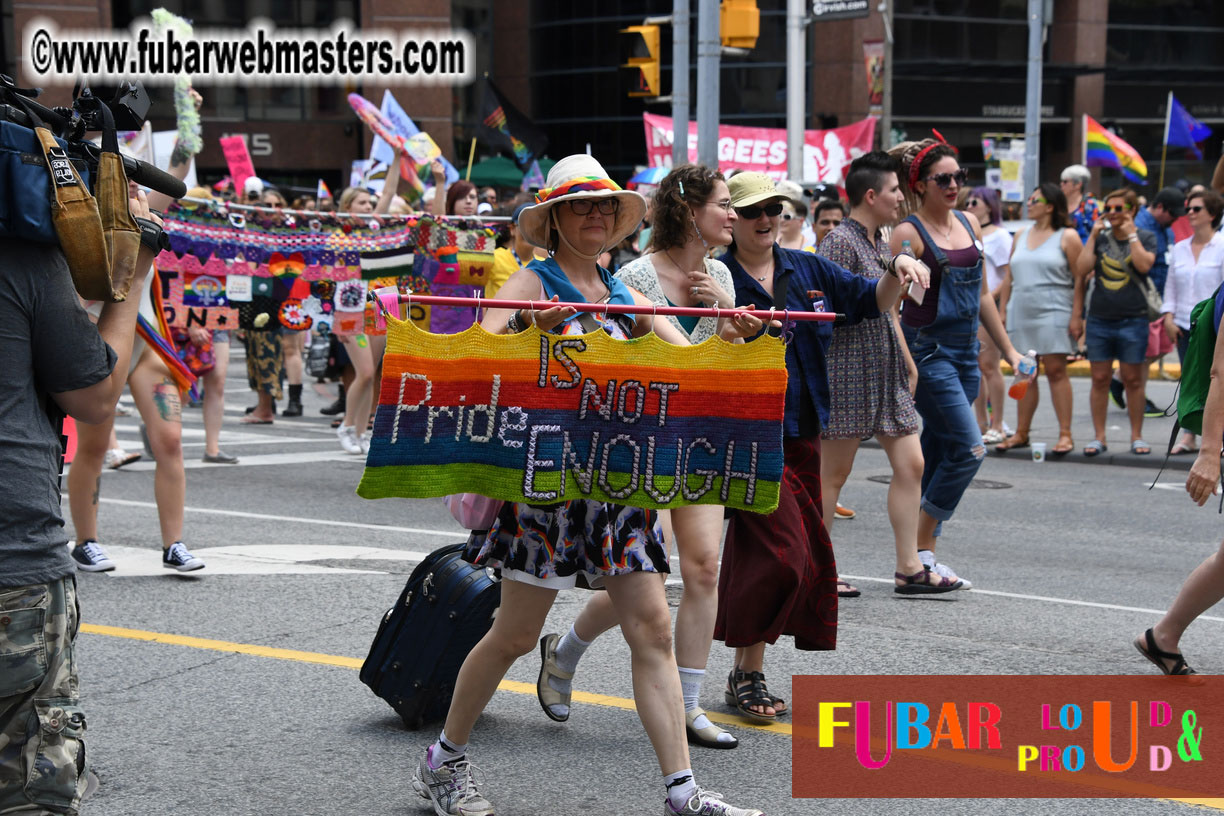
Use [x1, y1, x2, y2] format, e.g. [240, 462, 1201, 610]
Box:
[907, 129, 958, 190]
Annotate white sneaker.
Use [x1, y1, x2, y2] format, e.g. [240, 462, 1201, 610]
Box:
[359, 433, 370, 455]
[337, 425, 362, 454]
[413, 752, 495, 816]
[918, 550, 972, 590]
[665, 788, 763, 816]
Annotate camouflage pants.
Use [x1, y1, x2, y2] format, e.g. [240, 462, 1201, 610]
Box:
[0, 578, 87, 815]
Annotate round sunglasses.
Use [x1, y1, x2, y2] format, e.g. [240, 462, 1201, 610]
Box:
[923, 170, 968, 190]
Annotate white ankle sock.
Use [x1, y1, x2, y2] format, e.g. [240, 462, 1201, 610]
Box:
[678, 666, 703, 712]
[665, 769, 697, 810]
[680, 666, 733, 743]
[544, 626, 591, 718]
[553, 625, 591, 674]
[428, 730, 466, 768]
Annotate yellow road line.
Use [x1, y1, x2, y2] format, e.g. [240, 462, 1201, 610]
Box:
[81, 623, 790, 735]
[79, 623, 1221, 807]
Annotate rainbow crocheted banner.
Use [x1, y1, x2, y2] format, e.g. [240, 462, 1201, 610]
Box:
[357, 318, 788, 513]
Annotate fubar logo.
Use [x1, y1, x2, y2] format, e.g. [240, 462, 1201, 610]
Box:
[792, 676, 1216, 799]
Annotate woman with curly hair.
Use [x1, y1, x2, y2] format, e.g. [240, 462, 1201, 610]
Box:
[889, 136, 1022, 590]
[535, 164, 748, 750]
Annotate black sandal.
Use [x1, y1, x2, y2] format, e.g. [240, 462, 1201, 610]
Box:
[724, 667, 787, 716]
[723, 668, 777, 724]
[1134, 628, 1197, 676]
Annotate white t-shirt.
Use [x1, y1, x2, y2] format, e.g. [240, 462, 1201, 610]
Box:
[981, 227, 1013, 292]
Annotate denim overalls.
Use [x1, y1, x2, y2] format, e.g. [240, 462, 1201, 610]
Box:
[900, 211, 985, 537]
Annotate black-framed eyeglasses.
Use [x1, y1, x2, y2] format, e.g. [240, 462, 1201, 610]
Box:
[734, 202, 784, 219]
[568, 198, 619, 216]
[1188, 205, 1206, 213]
[1103, 205, 1128, 214]
[924, 170, 969, 189]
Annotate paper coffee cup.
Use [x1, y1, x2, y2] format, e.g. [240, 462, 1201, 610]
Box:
[1031, 442, 1047, 462]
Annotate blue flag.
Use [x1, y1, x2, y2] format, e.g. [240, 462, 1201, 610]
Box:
[1167, 94, 1212, 159]
[369, 90, 459, 187]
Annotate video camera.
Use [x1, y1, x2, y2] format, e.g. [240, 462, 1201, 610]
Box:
[0, 74, 187, 200]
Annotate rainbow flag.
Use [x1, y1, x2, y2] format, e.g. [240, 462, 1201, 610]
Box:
[317, 179, 332, 200]
[1084, 114, 1147, 184]
[357, 318, 788, 513]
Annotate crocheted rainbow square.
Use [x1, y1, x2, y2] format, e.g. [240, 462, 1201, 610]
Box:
[357, 318, 787, 513]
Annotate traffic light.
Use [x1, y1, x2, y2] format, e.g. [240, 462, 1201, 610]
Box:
[720, 0, 759, 49]
[620, 24, 661, 98]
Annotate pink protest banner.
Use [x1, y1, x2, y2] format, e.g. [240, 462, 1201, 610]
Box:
[219, 135, 256, 196]
[642, 114, 876, 186]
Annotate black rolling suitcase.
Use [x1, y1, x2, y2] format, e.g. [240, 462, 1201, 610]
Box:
[360, 538, 501, 729]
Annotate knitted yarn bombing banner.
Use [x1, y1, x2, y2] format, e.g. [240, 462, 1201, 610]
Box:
[357, 319, 788, 513]
[151, 209, 497, 331]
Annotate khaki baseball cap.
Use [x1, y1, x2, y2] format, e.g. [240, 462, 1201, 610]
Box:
[727, 172, 784, 209]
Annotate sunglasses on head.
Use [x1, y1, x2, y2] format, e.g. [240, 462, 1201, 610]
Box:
[567, 198, 619, 216]
[1188, 205, 1206, 213]
[1103, 204, 1129, 214]
[923, 170, 968, 190]
[734, 202, 784, 219]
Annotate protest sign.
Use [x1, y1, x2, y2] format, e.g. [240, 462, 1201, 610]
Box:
[357, 320, 788, 513]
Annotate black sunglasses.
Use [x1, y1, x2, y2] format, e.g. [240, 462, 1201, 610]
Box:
[734, 202, 784, 219]
[1103, 205, 1129, 214]
[923, 170, 969, 190]
[1188, 205, 1205, 213]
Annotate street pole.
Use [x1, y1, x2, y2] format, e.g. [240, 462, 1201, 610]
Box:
[786, 0, 804, 179]
[1022, 0, 1043, 198]
[672, 0, 690, 166]
[879, 0, 894, 148]
[696, 0, 720, 167]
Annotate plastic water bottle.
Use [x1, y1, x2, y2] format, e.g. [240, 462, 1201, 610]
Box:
[1008, 350, 1038, 400]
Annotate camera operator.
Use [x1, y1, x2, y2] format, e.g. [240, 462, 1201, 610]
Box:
[0, 191, 162, 814]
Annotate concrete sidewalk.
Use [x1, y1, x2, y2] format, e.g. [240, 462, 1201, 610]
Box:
[865, 372, 1195, 473]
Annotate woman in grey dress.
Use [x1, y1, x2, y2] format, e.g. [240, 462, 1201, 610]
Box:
[996, 183, 1084, 455]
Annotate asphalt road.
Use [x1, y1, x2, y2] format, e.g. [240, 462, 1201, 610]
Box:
[63, 356, 1223, 815]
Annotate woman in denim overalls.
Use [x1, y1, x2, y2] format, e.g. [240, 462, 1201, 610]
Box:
[890, 140, 1022, 590]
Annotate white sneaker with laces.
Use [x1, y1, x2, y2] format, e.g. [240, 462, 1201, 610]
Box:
[918, 550, 972, 590]
[337, 424, 362, 454]
[665, 788, 763, 816]
[412, 753, 495, 816]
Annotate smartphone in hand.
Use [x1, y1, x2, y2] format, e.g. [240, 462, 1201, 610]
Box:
[906, 279, 925, 306]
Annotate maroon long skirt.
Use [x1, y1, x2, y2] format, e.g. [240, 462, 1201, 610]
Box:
[713, 436, 839, 651]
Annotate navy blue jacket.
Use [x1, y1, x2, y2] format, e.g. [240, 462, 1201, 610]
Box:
[725, 246, 880, 439]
